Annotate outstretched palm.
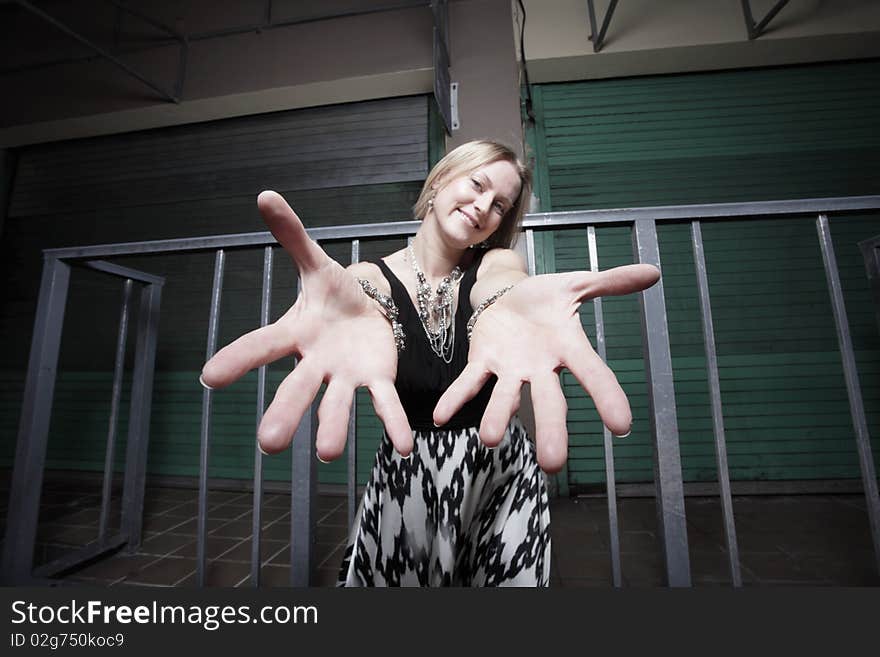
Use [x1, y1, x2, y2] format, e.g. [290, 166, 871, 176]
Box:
[201, 191, 412, 461]
[434, 267, 659, 473]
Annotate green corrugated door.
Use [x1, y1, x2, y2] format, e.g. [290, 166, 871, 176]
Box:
[1, 95, 435, 486]
[527, 59, 880, 489]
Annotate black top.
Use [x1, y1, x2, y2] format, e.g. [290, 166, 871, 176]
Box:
[373, 251, 496, 431]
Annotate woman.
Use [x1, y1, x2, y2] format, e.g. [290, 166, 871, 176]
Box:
[200, 140, 659, 586]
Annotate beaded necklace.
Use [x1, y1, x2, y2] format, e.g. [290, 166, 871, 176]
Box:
[407, 243, 463, 363]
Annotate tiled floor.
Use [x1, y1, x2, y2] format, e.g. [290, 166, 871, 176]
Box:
[4, 479, 878, 587]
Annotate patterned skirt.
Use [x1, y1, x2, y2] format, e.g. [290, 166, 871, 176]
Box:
[337, 417, 551, 587]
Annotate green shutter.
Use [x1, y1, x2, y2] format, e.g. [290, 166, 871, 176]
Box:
[527, 60, 880, 488]
[1, 97, 431, 486]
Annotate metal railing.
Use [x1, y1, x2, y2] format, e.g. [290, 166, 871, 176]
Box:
[2, 195, 878, 586]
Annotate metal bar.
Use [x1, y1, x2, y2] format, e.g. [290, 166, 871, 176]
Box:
[586, 0, 618, 52]
[754, 0, 790, 36]
[3, 1, 431, 75]
[44, 196, 880, 260]
[120, 281, 162, 553]
[632, 219, 691, 587]
[816, 215, 880, 575]
[106, 1, 185, 40]
[80, 260, 166, 286]
[98, 278, 133, 541]
[741, 0, 790, 39]
[347, 239, 360, 531]
[525, 229, 536, 277]
[197, 250, 226, 586]
[0, 256, 70, 584]
[586, 0, 599, 48]
[15, 1, 179, 103]
[290, 401, 318, 586]
[691, 221, 742, 587]
[250, 246, 273, 586]
[596, 0, 619, 51]
[523, 197, 880, 229]
[858, 236, 880, 336]
[32, 534, 128, 579]
[588, 226, 622, 588]
[290, 277, 317, 587]
[740, 0, 758, 39]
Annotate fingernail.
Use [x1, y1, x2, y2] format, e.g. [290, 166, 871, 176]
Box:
[199, 374, 214, 391]
[613, 429, 631, 438]
[432, 421, 441, 428]
[257, 443, 270, 456]
[317, 455, 331, 464]
[401, 452, 413, 461]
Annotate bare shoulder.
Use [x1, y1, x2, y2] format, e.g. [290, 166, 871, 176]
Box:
[346, 261, 391, 296]
[477, 247, 527, 278]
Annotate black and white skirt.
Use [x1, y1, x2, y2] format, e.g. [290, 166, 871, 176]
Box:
[337, 417, 551, 587]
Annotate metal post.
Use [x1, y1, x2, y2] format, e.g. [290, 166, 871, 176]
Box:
[347, 239, 360, 531]
[250, 247, 273, 586]
[632, 219, 691, 587]
[197, 250, 225, 585]
[587, 226, 622, 587]
[290, 273, 317, 587]
[816, 215, 880, 575]
[15, 0, 179, 103]
[691, 221, 742, 586]
[290, 392, 318, 586]
[858, 235, 880, 335]
[525, 229, 537, 277]
[120, 281, 162, 553]
[99, 278, 133, 540]
[586, 0, 619, 52]
[0, 256, 70, 584]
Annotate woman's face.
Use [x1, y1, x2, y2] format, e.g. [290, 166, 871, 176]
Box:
[428, 159, 522, 249]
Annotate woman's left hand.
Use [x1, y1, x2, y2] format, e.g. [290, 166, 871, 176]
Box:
[432, 264, 660, 473]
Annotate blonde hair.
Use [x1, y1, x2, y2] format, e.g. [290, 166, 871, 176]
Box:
[413, 140, 532, 249]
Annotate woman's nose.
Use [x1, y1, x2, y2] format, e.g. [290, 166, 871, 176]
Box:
[473, 192, 491, 215]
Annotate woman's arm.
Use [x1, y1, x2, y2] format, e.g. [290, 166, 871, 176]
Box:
[469, 247, 528, 310]
[202, 191, 412, 461]
[436, 252, 660, 473]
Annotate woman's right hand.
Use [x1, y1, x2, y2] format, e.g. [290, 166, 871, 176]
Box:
[200, 191, 413, 461]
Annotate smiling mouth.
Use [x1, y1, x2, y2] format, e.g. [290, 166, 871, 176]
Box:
[458, 209, 480, 230]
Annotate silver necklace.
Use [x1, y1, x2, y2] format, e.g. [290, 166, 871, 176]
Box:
[407, 244, 463, 363]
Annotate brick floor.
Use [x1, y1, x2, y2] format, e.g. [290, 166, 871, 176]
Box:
[2, 478, 878, 587]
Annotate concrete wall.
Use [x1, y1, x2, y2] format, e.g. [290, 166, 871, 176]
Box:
[0, 1, 436, 146]
[448, 0, 524, 156]
[519, 0, 880, 81]
[2, 0, 879, 151]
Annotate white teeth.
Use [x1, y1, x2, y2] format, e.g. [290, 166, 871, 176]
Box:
[459, 210, 478, 229]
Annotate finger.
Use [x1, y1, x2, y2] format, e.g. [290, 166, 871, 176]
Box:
[257, 190, 325, 272]
[433, 362, 492, 426]
[566, 264, 661, 301]
[202, 320, 297, 389]
[479, 377, 522, 447]
[257, 361, 322, 454]
[315, 380, 355, 463]
[529, 372, 569, 474]
[368, 380, 413, 457]
[564, 339, 632, 437]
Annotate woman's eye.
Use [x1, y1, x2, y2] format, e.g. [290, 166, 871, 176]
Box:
[493, 202, 505, 214]
[471, 178, 482, 190]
